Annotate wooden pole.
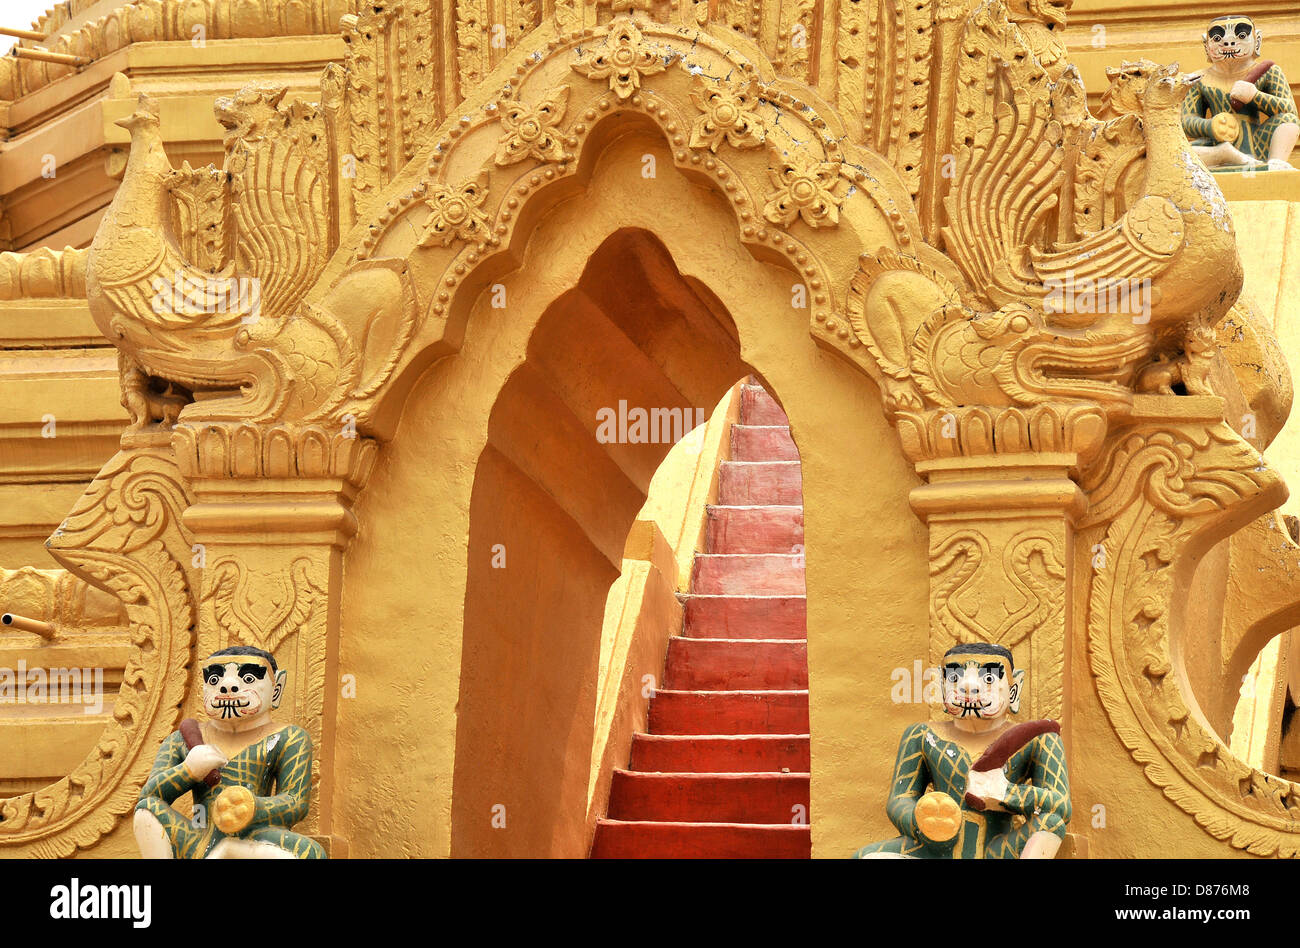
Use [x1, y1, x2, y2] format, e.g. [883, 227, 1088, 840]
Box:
[1, 612, 55, 638]
[11, 47, 89, 67]
[0, 26, 46, 41]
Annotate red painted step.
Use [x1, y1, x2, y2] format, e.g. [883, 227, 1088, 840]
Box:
[648, 690, 809, 735]
[664, 638, 808, 690]
[706, 505, 803, 553]
[717, 461, 802, 505]
[731, 425, 798, 461]
[690, 553, 805, 596]
[630, 734, 811, 773]
[591, 821, 811, 859]
[682, 595, 807, 640]
[591, 378, 810, 858]
[607, 771, 811, 823]
[741, 384, 790, 426]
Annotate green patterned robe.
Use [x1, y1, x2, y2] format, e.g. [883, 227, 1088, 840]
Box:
[1181, 64, 1299, 160]
[854, 721, 1071, 859]
[136, 724, 326, 859]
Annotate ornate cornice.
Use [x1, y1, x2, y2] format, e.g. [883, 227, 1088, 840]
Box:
[0, 247, 86, 300]
[0, 0, 355, 100]
[171, 422, 377, 487]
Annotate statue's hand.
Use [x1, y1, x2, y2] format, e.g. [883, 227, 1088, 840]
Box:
[212, 786, 256, 835]
[914, 791, 961, 843]
[967, 767, 1010, 807]
[183, 744, 227, 783]
[1230, 80, 1258, 105]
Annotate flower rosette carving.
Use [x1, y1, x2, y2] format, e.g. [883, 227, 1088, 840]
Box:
[494, 86, 571, 166]
[571, 17, 669, 101]
[763, 150, 847, 229]
[418, 172, 492, 248]
[687, 74, 765, 153]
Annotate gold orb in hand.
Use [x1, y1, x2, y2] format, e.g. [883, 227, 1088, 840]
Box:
[213, 785, 256, 834]
[915, 790, 962, 843]
[1211, 111, 1241, 144]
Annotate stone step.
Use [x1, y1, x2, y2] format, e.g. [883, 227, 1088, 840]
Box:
[681, 595, 807, 639]
[691, 553, 806, 596]
[717, 461, 802, 505]
[591, 820, 811, 858]
[705, 504, 803, 554]
[606, 771, 811, 823]
[629, 733, 811, 773]
[730, 424, 798, 461]
[648, 690, 810, 735]
[664, 637, 808, 690]
[740, 384, 789, 426]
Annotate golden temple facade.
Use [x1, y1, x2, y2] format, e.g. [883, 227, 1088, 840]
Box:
[0, 0, 1298, 858]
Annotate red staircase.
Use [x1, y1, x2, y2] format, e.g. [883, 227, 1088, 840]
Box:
[591, 381, 811, 858]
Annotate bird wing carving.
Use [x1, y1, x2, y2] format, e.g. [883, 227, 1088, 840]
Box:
[1030, 193, 1185, 289]
[941, 1, 1081, 309]
[216, 83, 333, 322]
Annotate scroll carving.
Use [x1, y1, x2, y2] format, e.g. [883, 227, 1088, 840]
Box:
[0, 444, 198, 856]
[1082, 417, 1300, 856]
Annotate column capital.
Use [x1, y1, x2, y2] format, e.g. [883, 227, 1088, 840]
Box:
[172, 421, 378, 548]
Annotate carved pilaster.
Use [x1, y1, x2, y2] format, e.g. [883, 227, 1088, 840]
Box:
[172, 422, 377, 846]
[901, 403, 1107, 725]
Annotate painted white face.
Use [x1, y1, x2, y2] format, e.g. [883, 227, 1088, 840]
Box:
[940, 656, 1022, 720]
[1205, 17, 1259, 63]
[202, 657, 282, 721]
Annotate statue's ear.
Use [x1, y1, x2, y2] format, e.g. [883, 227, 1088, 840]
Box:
[1008, 669, 1025, 714]
[272, 669, 287, 709]
[1255, 31, 1263, 56]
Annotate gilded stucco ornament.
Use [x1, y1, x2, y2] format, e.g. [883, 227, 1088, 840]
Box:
[852, 26, 1241, 411]
[687, 73, 766, 153]
[417, 172, 493, 248]
[763, 150, 847, 229]
[0, 437, 199, 857]
[494, 86, 573, 166]
[571, 17, 670, 101]
[837, 0, 1300, 858]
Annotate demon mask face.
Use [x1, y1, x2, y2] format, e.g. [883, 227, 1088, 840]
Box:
[1204, 15, 1261, 63]
[940, 643, 1024, 720]
[201, 645, 285, 722]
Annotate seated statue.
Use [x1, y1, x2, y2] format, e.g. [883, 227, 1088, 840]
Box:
[854, 642, 1071, 859]
[1181, 14, 1298, 171]
[133, 645, 326, 859]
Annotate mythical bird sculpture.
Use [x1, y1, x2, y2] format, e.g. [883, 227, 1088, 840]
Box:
[851, 0, 1242, 418]
[87, 80, 417, 431]
[87, 95, 256, 427]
